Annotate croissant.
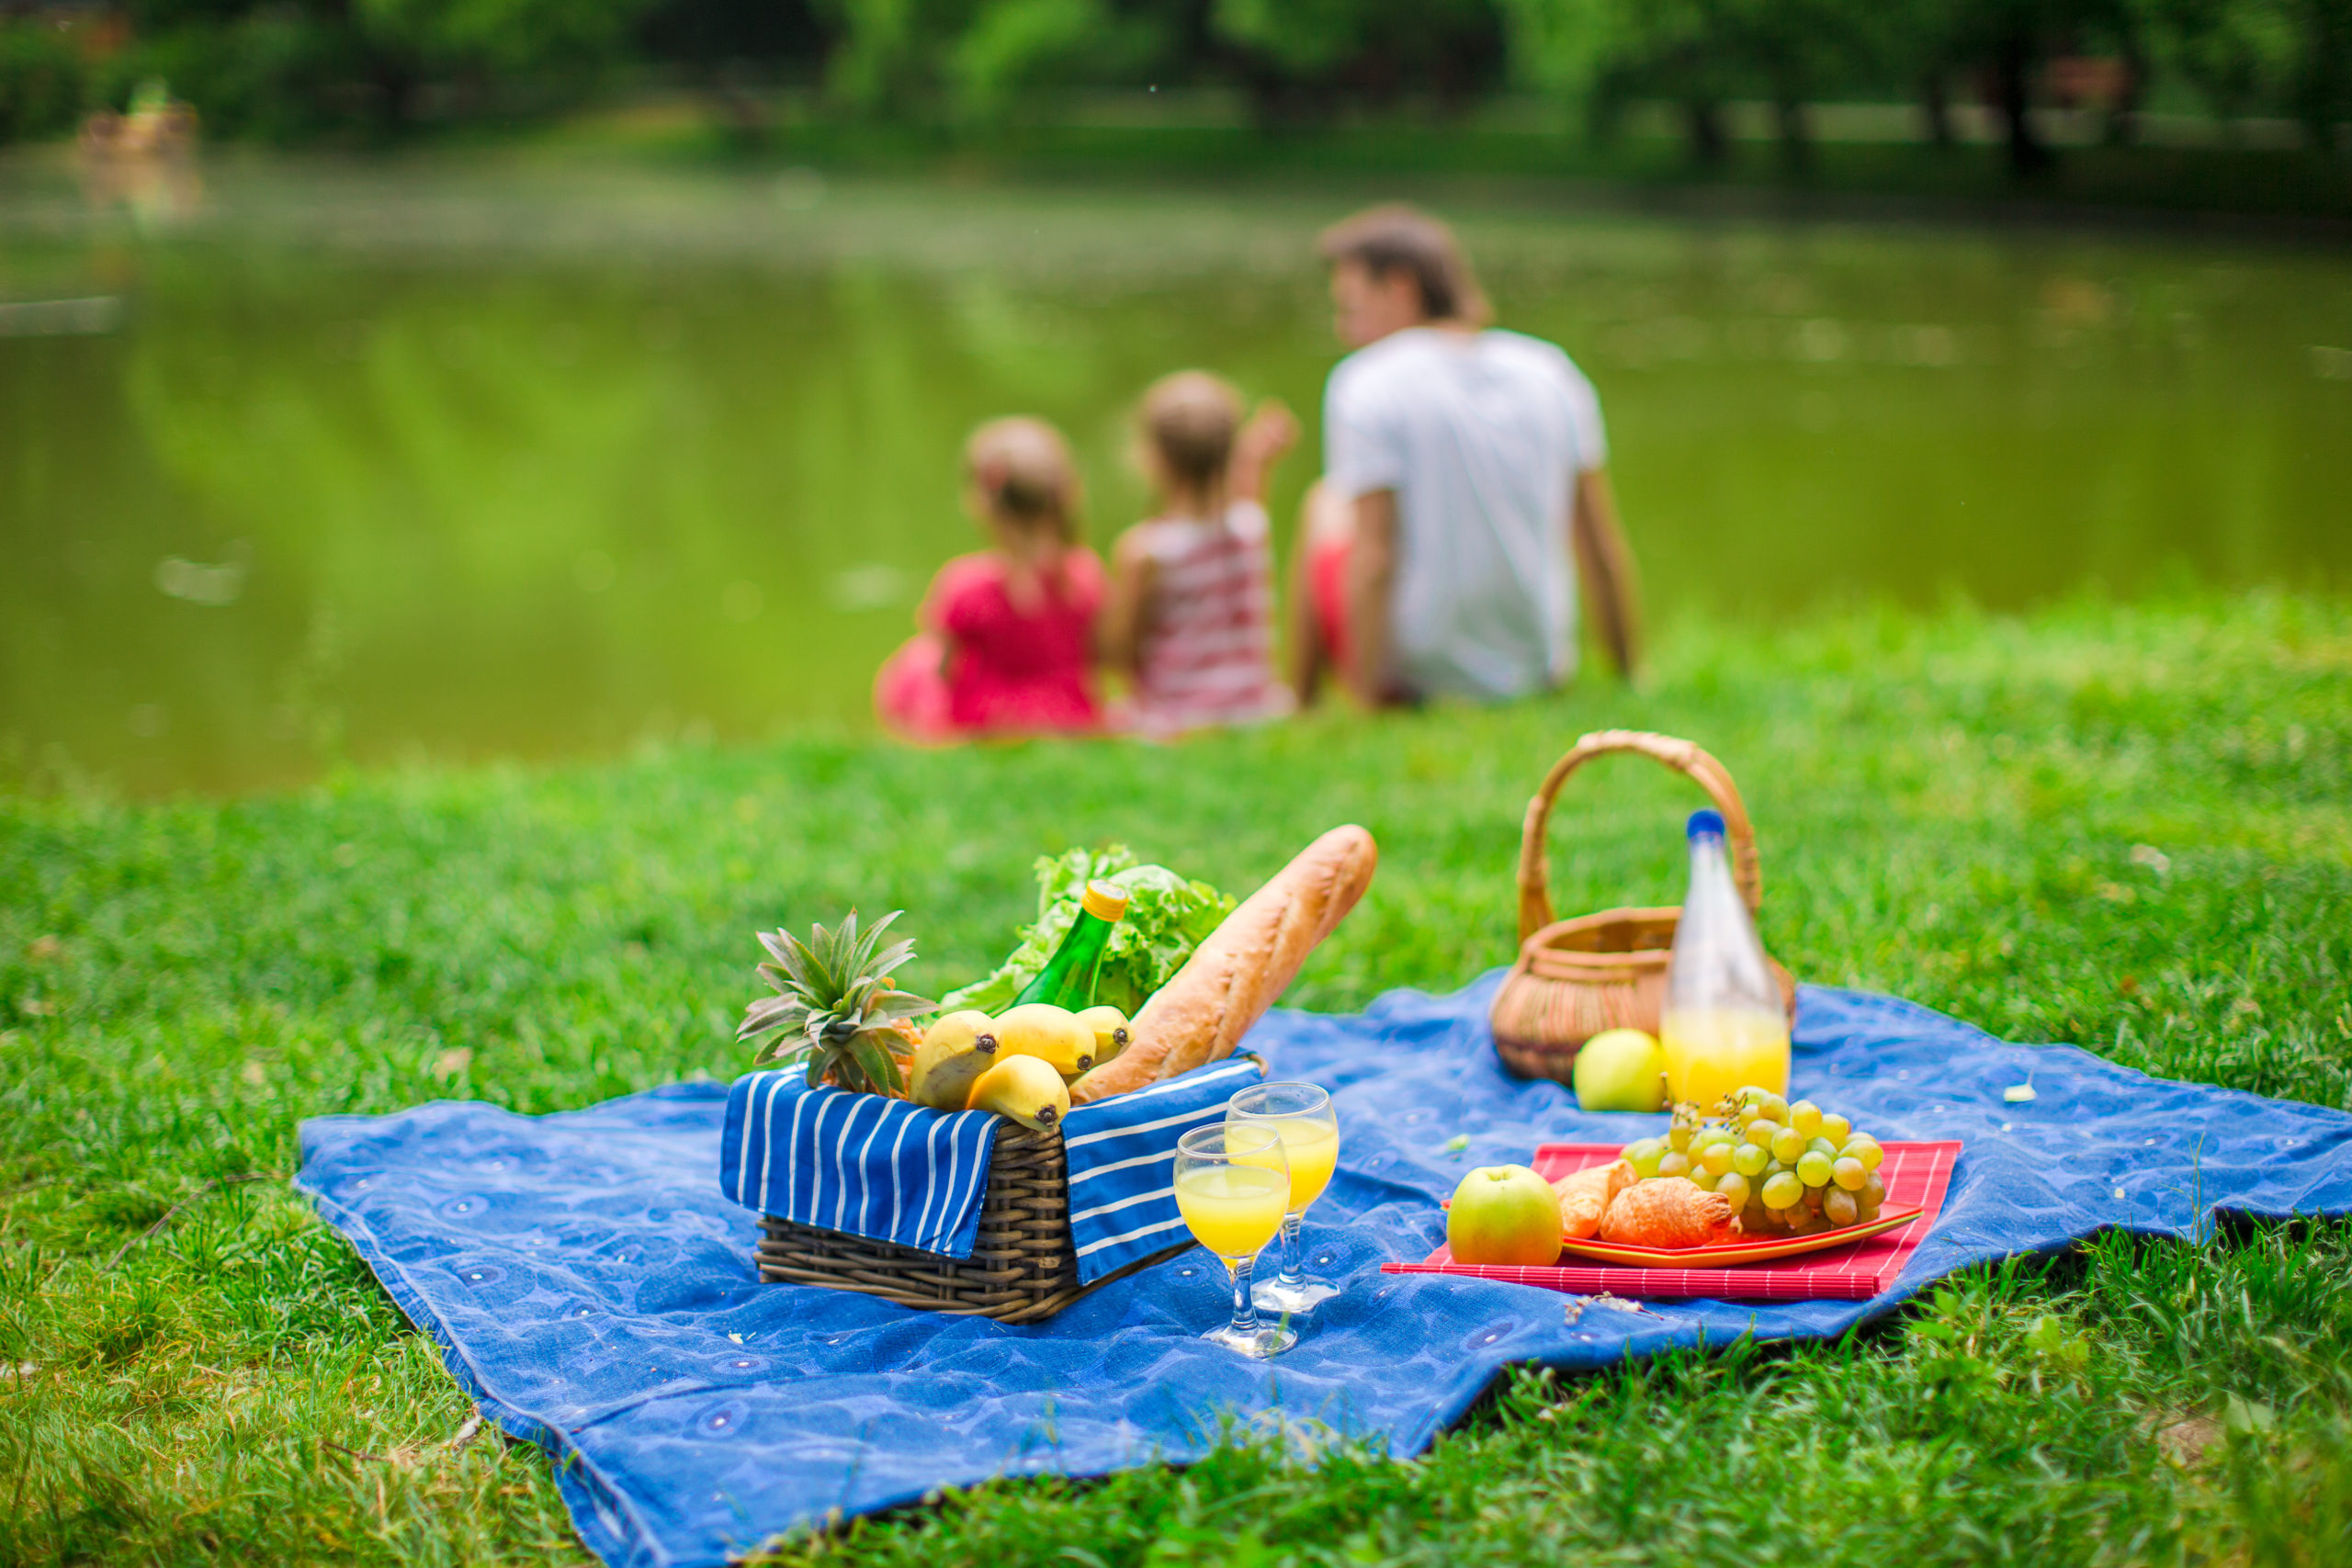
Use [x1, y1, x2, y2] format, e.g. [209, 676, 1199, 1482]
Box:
[1554, 1159, 1634, 1240]
[1600, 1179, 1738, 1248]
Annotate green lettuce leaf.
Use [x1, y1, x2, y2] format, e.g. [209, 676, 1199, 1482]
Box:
[939, 845, 1234, 1018]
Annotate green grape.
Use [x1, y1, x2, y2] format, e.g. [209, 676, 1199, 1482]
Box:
[1657, 1152, 1692, 1179]
[1745, 1118, 1781, 1149]
[1626, 1144, 1665, 1179]
[1803, 1183, 1826, 1212]
[1732, 1143, 1769, 1178]
[1715, 1171, 1751, 1209]
[1823, 1188, 1859, 1227]
[1843, 1137, 1885, 1173]
[1857, 1188, 1883, 1221]
[1701, 1142, 1736, 1176]
[1805, 1136, 1839, 1160]
[1736, 1085, 1770, 1108]
[1797, 1150, 1833, 1187]
[1667, 1124, 1693, 1154]
[1743, 1199, 1771, 1233]
[1770, 1126, 1806, 1164]
[1759, 1093, 1789, 1123]
[1787, 1100, 1822, 1137]
[1831, 1156, 1867, 1191]
[1818, 1113, 1852, 1145]
[1735, 1104, 1761, 1128]
[1861, 1171, 1886, 1207]
[1760, 1171, 1803, 1210]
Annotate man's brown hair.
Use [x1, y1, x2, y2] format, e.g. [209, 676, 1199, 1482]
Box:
[1317, 204, 1491, 327]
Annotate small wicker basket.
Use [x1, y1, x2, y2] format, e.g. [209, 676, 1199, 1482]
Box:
[1489, 729, 1795, 1086]
[753, 1119, 1186, 1324]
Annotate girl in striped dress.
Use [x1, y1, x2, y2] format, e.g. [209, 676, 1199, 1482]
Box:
[1101, 372, 1298, 738]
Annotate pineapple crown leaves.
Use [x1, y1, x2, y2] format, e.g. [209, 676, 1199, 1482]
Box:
[738, 908, 935, 1093]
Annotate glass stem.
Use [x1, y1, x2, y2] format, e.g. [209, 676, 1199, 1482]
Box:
[1227, 1256, 1261, 1339]
[1274, 1211, 1306, 1287]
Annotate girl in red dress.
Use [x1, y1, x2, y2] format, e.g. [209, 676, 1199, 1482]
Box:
[874, 417, 1105, 741]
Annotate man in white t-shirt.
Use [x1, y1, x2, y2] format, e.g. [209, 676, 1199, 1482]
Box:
[1287, 205, 1641, 706]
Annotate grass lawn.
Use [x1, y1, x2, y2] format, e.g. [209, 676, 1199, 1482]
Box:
[3, 590, 2349, 1565]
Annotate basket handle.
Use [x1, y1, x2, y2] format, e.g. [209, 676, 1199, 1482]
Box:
[1516, 729, 1765, 943]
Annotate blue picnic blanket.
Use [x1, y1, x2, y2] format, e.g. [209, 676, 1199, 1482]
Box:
[718, 1056, 1263, 1281]
[297, 979, 2352, 1568]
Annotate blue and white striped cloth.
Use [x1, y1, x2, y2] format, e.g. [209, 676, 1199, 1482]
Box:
[1062, 1056, 1263, 1283]
[719, 1076, 1000, 1258]
[717, 1055, 1264, 1275]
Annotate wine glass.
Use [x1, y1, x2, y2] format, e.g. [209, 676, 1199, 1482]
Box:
[1227, 1081, 1340, 1314]
[1172, 1122, 1295, 1358]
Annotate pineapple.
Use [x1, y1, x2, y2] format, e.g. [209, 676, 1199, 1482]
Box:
[739, 909, 935, 1096]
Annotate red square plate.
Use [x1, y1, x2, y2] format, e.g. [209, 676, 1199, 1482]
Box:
[1380, 1140, 1962, 1301]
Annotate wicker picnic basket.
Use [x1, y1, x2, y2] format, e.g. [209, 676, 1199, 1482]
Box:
[753, 1121, 1190, 1325]
[1489, 729, 1796, 1086]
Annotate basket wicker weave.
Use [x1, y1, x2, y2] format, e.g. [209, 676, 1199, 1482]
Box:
[753, 1118, 1187, 1323]
[1489, 729, 1795, 1086]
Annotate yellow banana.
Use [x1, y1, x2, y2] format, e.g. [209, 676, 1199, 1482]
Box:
[966, 1055, 1070, 1133]
[989, 1003, 1095, 1077]
[1073, 1005, 1131, 1071]
[907, 1010, 1000, 1111]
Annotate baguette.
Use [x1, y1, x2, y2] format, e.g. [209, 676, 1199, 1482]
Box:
[1068, 825, 1377, 1103]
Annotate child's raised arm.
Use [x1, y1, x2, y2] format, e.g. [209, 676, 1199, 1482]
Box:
[1228, 400, 1300, 504]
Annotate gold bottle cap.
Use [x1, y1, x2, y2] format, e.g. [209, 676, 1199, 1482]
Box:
[1080, 879, 1128, 921]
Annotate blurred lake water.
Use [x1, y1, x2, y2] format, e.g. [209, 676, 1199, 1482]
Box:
[3, 153, 2347, 795]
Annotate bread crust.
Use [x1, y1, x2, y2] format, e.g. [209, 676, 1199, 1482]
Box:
[1554, 1158, 1634, 1240]
[1069, 825, 1377, 1103]
[1598, 1178, 1738, 1248]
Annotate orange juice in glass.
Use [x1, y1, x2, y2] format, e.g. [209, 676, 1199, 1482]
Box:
[1173, 1122, 1295, 1358]
[1227, 1081, 1340, 1314]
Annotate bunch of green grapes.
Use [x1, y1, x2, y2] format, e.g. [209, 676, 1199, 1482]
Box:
[1620, 1088, 1889, 1235]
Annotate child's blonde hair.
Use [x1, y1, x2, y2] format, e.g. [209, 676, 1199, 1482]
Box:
[1137, 370, 1244, 494]
[964, 416, 1080, 544]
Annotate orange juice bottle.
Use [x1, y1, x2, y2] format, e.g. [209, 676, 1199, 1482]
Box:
[1659, 809, 1789, 1107]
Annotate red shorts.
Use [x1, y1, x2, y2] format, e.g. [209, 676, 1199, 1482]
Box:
[1306, 528, 1354, 681]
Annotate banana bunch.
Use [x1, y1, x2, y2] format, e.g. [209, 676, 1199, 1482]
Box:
[906, 1002, 1132, 1133]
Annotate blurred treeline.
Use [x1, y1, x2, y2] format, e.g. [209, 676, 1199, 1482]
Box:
[2, 0, 2347, 162]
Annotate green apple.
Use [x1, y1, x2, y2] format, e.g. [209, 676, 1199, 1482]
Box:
[1446, 1164, 1562, 1266]
[1572, 1027, 1669, 1112]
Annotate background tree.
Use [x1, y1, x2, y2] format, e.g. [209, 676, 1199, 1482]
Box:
[2147, 0, 2293, 125]
[1213, 0, 1506, 121]
[1499, 0, 1732, 162]
[0, 19, 87, 142]
[2281, 0, 2352, 152]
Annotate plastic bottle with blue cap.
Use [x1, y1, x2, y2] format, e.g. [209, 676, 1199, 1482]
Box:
[1660, 807, 1790, 1107]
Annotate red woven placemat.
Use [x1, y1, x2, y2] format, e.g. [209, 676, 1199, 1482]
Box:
[1381, 1140, 1962, 1301]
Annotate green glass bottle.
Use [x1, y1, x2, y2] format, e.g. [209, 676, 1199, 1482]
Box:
[1012, 879, 1128, 1011]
